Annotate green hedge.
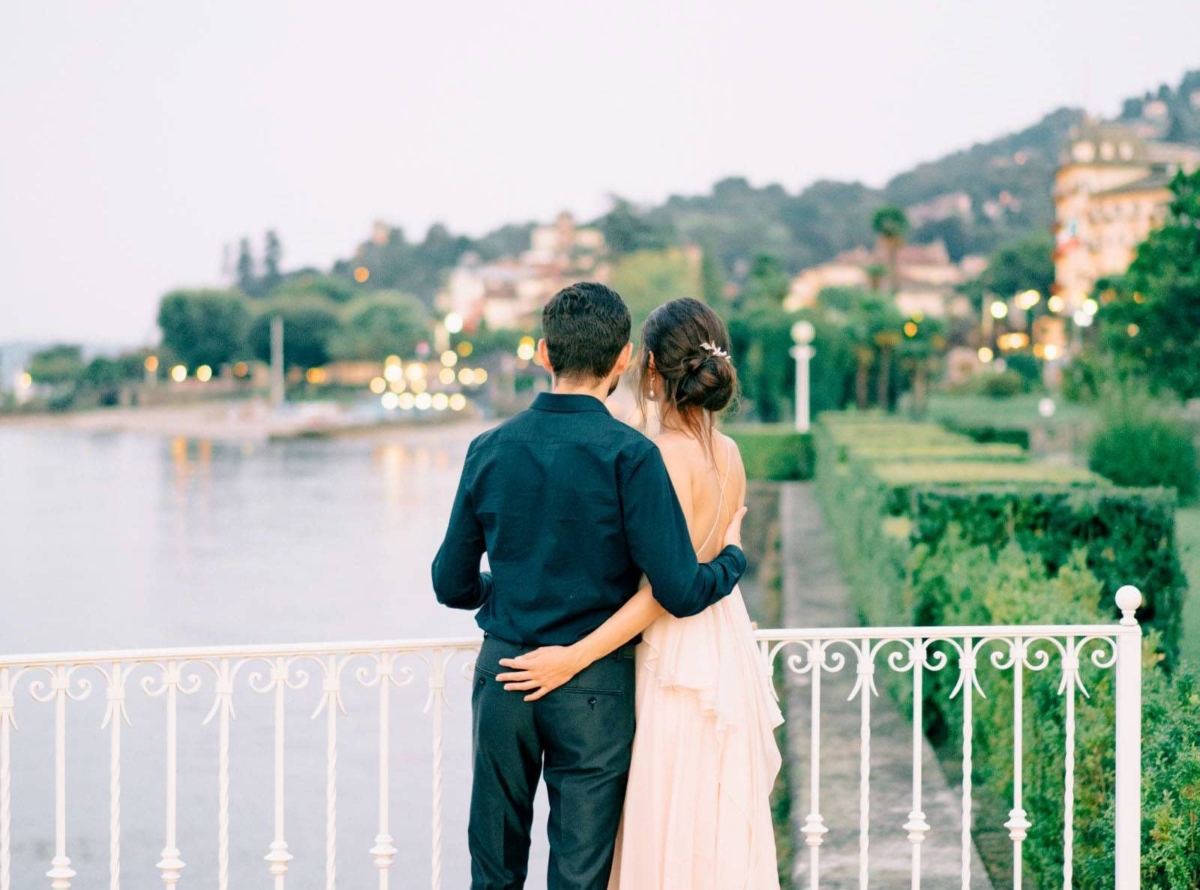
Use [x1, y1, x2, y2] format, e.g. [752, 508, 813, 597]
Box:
[910, 534, 1200, 890]
[726, 424, 814, 481]
[953, 424, 1032, 450]
[911, 486, 1185, 656]
[813, 413, 1196, 888]
[814, 416, 1186, 660]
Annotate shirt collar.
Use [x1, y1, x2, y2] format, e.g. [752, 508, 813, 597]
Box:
[531, 392, 611, 414]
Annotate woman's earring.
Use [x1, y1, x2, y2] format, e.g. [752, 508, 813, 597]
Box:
[649, 375, 655, 399]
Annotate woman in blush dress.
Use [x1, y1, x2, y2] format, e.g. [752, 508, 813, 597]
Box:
[497, 298, 783, 889]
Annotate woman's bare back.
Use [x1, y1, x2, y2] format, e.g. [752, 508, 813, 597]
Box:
[653, 429, 746, 563]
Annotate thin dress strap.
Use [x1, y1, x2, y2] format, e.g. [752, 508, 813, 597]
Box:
[696, 437, 734, 555]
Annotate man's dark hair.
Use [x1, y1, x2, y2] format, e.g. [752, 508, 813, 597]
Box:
[541, 282, 631, 380]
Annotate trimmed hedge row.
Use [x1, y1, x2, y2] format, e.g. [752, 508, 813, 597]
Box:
[812, 413, 1196, 888]
[814, 414, 1186, 660]
[726, 424, 814, 481]
[947, 422, 1032, 451]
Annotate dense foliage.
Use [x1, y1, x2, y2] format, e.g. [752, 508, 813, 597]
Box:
[1089, 384, 1199, 503]
[814, 415, 1185, 659]
[157, 290, 251, 369]
[724, 425, 814, 481]
[813, 413, 1198, 888]
[1097, 168, 1200, 400]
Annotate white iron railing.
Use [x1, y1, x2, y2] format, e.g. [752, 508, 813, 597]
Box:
[0, 588, 1142, 890]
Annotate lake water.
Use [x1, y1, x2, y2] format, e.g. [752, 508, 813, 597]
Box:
[0, 422, 552, 888]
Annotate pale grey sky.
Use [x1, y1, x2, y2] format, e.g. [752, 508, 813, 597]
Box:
[1, 0, 1197, 343]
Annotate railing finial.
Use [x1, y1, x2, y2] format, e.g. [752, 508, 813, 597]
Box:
[1115, 586, 1142, 626]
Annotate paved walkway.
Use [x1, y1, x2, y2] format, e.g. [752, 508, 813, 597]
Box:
[778, 483, 992, 890]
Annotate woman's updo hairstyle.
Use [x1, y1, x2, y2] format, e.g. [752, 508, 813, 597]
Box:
[636, 297, 738, 448]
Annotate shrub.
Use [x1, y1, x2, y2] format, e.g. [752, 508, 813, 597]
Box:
[813, 412, 1199, 888]
[814, 415, 1186, 660]
[913, 533, 1200, 890]
[1089, 385, 1199, 504]
[911, 486, 1185, 658]
[725, 424, 814, 480]
[981, 369, 1027, 398]
[948, 423, 1032, 451]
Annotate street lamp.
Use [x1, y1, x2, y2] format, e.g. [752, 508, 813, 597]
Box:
[790, 320, 816, 433]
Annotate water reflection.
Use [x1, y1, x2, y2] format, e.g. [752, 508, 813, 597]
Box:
[0, 421, 541, 889]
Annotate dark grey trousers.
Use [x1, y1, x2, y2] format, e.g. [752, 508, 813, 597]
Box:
[469, 634, 636, 890]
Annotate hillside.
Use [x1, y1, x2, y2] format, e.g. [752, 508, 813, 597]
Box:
[309, 68, 1197, 306]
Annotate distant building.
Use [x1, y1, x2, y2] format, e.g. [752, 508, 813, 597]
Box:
[784, 240, 982, 319]
[905, 191, 972, 228]
[438, 212, 609, 330]
[1053, 121, 1200, 305]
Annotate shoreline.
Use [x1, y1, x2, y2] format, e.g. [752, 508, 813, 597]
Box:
[0, 399, 489, 443]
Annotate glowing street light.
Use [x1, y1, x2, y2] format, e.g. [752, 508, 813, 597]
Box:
[444, 313, 464, 334]
[517, 337, 536, 362]
[790, 320, 816, 433]
[170, 365, 187, 383]
[977, 347, 995, 364]
[196, 365, 213, 382]
[440, 350, 458, 367]
[990, 300, 1009, 320]
[1047, 295, 1066, 314]
[370, 377, 387, 394]
[1016, 290, 1041, 311]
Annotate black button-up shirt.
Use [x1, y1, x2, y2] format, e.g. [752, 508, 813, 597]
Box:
[432, 392, 746, 646]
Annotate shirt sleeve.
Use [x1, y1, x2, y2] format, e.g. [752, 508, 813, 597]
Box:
[621, 446, 746, 618]
[431, 450, 493, 610]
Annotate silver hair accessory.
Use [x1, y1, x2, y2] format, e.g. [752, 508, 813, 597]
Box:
[699, 341, 730, 360]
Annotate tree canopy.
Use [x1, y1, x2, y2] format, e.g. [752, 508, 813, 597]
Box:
[157, 289, 251, 369]
[1099, 168, 1200, 399]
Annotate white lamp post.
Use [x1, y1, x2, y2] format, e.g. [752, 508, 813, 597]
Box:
[790, 320, 816, 433]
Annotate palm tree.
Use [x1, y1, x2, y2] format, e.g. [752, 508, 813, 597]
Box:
[871, 206, 909, 296]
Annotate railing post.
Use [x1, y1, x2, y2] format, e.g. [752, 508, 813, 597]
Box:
[1114, 586, 1142, 890]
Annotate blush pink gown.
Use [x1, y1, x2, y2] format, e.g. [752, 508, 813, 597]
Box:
[608, 456, 784, 890]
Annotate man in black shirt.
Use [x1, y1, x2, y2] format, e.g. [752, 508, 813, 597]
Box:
[433, 283, 746, 890]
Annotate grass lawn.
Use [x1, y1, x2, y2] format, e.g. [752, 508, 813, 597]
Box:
[1179, 506, 1200, 662]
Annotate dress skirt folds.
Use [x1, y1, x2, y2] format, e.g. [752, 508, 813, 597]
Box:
[608, 586, 783, 890]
